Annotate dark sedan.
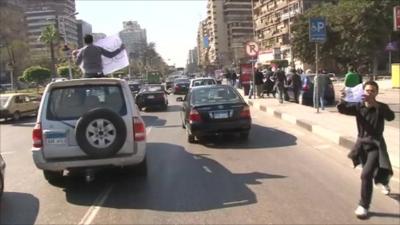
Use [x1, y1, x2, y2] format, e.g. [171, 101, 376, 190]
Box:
[135, 84, 168, 111]
[0, 154, 5, 200]
[128, 81, 142, 95]
[285, 74, 335, 106]
[172, 78, 190, 95]
[177, 85, 251, 143]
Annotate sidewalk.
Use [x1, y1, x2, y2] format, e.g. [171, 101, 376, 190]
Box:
[236, 87, 400, 169]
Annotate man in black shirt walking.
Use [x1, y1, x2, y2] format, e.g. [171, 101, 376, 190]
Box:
[337, 80, 395, 219]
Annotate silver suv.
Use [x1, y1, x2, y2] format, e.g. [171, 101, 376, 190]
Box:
[32, 78, 147, 183]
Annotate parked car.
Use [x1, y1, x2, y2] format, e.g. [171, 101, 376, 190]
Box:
[128, 81, 142, 95]
[286, 74, 335, 106]
[0, 93, 40, 121]
[0, 153, 5, 200]
[32, 78, 147, 184]
[189, 77, 217, 89]
[177, 85, 251, 143]
[135, 84, 168, 111]
[172, 78, 190, 95]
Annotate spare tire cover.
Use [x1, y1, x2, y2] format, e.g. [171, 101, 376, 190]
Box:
[76, 108, 127, 158]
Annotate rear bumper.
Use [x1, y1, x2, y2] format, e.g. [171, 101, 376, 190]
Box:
[32, 145, 146, 171]
[138, 100, 167, 107]
[188, 119, 251, 137]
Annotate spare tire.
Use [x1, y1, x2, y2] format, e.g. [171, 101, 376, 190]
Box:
[76, 108, 127, 158]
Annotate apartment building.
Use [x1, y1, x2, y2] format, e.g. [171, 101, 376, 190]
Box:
[224, 0, 254, 66]
[196, 19, 210, 67]
[206, 0, 229, 67]
[119, 21, 147, 60]
[77, 19, 92, 48]
[253, 0, 323, 67]
[24, 0, 78, 58]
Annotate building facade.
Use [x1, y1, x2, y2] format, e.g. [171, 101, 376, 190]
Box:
[196, 19, 210, 67]
[253, 0, 327, 67]
[119, 21, 147, 60]
[24, 0, 78, 58]
[77, 19, 92, 48]
[224, 0, 254, 67]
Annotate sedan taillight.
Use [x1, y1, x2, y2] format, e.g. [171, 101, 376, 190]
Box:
[133, 117, 146, 141]
[240, 106, 251, 119]
[32, 122, 43, 148]
[189, 109, 202, 123]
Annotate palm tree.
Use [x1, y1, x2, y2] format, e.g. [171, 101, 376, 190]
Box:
[39, 24, 59, 78]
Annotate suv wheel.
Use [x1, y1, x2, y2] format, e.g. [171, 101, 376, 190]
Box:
[43, 170, 63, 184]
[76, 108, 127, 158]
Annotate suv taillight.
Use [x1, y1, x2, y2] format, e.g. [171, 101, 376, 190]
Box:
[189, 109, 201, 123]
[32, 122, 43, 148]
[240, 106, 251, 119]
[133, 117, 146, 141]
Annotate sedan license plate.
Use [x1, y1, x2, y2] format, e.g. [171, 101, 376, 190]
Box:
[147, 95, 155, 99]
[213, 111, 228, 119]
[46, 132, 66, 145]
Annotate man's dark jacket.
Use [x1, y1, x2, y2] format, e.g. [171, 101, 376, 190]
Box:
[337, 101, 395, 184]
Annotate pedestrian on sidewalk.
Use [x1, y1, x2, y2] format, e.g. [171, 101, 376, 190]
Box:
[313, 71, 328, 110]
[274, 70, 287, 103]
[344, 64, 363, 87]
[337, 80, 395, 219]
[264, 67, 276, 98]
[73, 34, 125, 78]
[287, 68, 302, 103]
[255, 67, 264, 98]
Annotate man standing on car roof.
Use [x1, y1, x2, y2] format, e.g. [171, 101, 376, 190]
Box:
[73, 34, 125, 78]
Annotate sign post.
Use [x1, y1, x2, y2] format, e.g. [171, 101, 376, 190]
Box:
[309, 17, 327, 113]
[245, 41, 259, 99]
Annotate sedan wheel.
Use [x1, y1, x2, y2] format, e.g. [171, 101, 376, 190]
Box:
[187, 133, 195, 143]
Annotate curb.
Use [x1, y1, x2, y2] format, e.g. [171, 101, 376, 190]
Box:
[247, 99, 357, 149]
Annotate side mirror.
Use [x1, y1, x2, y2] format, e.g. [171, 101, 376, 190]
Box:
[176, 97, 183, 102]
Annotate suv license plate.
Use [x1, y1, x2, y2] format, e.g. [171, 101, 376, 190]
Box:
[47, 138, 66, 145]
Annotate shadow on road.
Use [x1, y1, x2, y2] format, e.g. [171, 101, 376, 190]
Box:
[388, 193, 400, 203]
[0, 192, 39, 225]
[64, 143, 286, 212]
[369, 211, 400, 219]
[141, 115, 167, 127]
[200, 124, 297, 149]
[0, 117, 36, 127]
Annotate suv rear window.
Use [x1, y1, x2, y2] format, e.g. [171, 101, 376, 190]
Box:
[46, 85, 127, 120]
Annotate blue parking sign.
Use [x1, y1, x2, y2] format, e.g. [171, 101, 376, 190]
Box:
[309, 17, 326, 42]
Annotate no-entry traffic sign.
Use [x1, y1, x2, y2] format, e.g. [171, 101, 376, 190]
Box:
[245, 41, 259, 57]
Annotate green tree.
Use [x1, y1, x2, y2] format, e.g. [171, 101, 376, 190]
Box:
[291, 0, 398, 73]
[38, 25, 59, 78]
[22, 66, 51, 85]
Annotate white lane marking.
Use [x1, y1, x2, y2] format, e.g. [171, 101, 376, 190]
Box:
[78, 184, 113, 225]
[1, 151, 15, 155]
[203, 166, 212, 173]
[146, 127, 152, 136]
[314, 145, 331, 150]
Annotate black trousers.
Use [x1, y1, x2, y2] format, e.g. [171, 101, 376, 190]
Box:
[359, 149, 379, 209]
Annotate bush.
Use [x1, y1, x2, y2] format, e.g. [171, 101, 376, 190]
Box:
[22, 66, 51, 85]
[57, 65, 81, 79]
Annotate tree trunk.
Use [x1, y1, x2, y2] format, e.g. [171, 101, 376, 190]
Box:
[49, 41, 57, 78]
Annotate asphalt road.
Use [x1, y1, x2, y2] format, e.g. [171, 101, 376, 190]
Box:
[0, 95, 399, 224]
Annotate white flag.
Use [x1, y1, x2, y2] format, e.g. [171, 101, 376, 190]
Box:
[344, 83, 364, 102]
[94, 34, 129, 75]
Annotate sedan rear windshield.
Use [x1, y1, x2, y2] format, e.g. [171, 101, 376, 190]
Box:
[191, 87, 241, 105]
[46, 85, 127, 120]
